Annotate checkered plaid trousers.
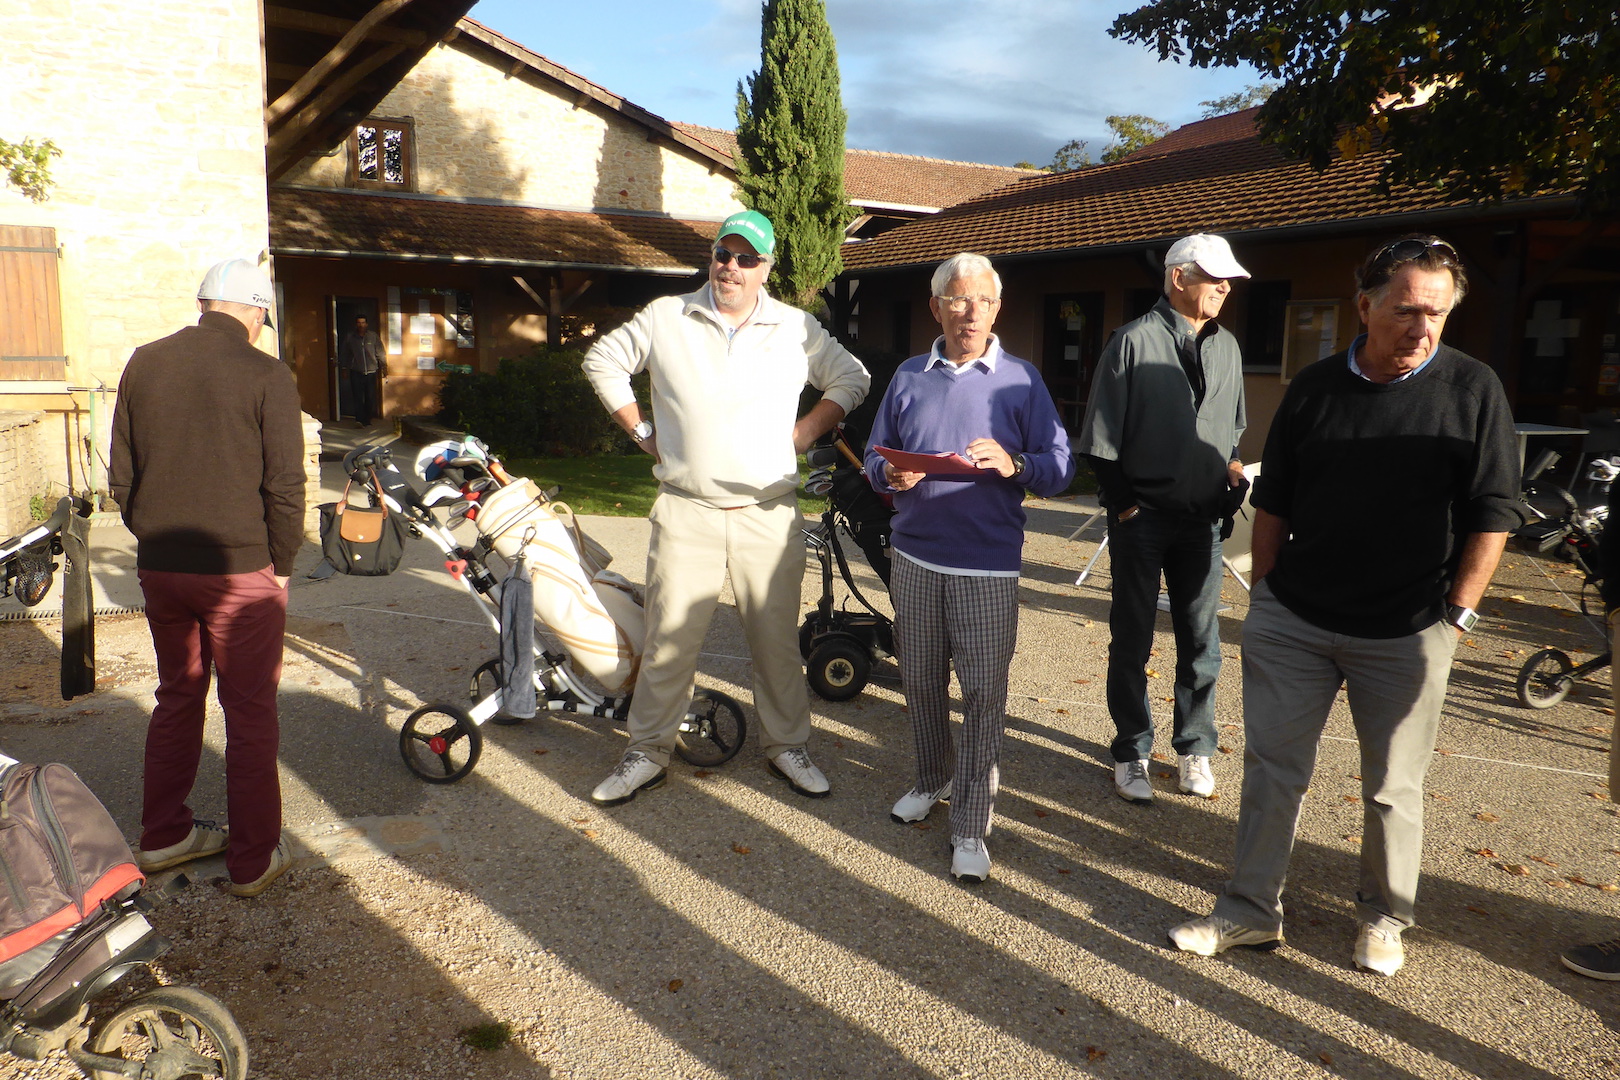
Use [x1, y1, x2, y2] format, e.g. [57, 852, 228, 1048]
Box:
[891, 553, 1020, 840]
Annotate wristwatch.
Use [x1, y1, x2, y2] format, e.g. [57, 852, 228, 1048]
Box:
[1446, 603, 1478, 632]
[1011, 454, 1027, 480]
[630, 420, 653, 443]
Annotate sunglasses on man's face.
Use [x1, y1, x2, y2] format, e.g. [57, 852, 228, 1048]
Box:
[713, 247, 765, 269]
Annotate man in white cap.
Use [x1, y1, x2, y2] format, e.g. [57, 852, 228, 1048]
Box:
[109, 257, 303, 897]
[581, 210, 869, 805]
[1077, 233, 1250, 804]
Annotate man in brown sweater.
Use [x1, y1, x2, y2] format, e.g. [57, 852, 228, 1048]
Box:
[109, 258, 304, 898]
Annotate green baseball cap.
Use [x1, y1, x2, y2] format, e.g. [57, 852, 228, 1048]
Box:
[717, 210, 775, 256]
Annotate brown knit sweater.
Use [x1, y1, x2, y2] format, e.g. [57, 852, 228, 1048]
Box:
[109, 311, 306, 576]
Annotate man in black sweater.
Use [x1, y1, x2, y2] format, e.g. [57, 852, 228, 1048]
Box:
[110, 258, 304, 899]
[1169, 236, 1520, 976]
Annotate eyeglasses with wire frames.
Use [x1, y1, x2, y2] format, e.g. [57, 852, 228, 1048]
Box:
[712, 247, 766, 269]
[937, 294, 1001, 314]
[1369, 237, 1460, 270]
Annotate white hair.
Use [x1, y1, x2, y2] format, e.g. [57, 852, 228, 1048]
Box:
[931, 252, 1003, 298]
[1163, 261, 1199, 295]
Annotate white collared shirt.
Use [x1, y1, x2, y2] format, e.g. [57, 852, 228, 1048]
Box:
[1347, 333, 1436, 383]
[923, 334, 1002, 376]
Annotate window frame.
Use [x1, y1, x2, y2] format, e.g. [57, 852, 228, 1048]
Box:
[347, 117, 416, 191]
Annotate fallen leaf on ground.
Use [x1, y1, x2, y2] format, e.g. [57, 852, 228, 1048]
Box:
[1086, 1047, 1107, 1062]
[1472, 848, 1497, 858]
[1054, 708, 1069, 715]
[667, 979, 683, 992]
[1474, 812, 1500, 823]
[571, 817, 590, 825]
[1058, 868, 1071, 875]
[533, 749, 549, 755]
[1600, 883, 1620, 892]
[1547, 879, 1572, 888]
[912, 823, 931, 831]
[582, 829, 598, 839]
[1218, 745, 1233, 754]
[1343, 795, 1361, 804]
[1223, 724, 1238, 732]
[694, 769, 714, 778]
[1145, 669, 1159, 678]
[1319, 1053, 1334, 1066]
[1034, 810, 1049, 818]
[1501, 863, 1531, 876]
[1345, 835, 1362, 845]
[1568, 875, 1589, 885]
[1436, 748, 1453, 756]
[732, 843, 751, 855]
[1430, 793, 1451, 801]
[1073, 678, 1091, 685]
[1466, 905, 1490, 915]
[1531, 855, 1559, 866]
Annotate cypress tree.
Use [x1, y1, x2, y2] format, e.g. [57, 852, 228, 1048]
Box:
[734, 0, 855, 313]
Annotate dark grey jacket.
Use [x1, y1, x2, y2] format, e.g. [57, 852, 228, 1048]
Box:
[1076, 297, 1246, 518]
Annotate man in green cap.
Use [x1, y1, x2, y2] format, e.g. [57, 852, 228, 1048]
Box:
[582, 210, 870, 806]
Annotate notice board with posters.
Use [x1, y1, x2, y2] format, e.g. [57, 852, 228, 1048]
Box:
[1280, 300, 1341, 383]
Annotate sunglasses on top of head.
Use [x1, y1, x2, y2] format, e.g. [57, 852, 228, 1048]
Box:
[1371, 237, 1460, 269]
[713, 247, 766, 269]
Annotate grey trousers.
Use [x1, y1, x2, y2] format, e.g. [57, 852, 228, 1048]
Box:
[891, 554, 1020, 840]
[1214, 580, 1458, 934]
[627, 489, 811, 766]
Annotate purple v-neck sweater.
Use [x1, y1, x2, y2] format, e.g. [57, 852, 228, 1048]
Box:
[864, 341, 1073, 572]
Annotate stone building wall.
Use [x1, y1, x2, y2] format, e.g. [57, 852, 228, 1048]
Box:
[1, 1, 273, 495]
[284, 38, 741, 221]
[0, 412, 49, 539]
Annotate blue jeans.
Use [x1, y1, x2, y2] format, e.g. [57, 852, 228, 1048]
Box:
[1104, 508, 1223, 762]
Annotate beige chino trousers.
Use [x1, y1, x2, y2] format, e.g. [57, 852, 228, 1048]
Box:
[626, 488, 812, 765]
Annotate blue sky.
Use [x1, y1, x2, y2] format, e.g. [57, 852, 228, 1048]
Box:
[465, 0, 1270, 167]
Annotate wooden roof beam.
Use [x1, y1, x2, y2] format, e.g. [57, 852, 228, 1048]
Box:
[264, 6, 426, 44]
[267, 0, 415, 125]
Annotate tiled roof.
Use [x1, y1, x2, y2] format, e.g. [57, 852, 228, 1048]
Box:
[270, 188, 716, 273]
[673, 123, 1040, 211]
[840, 113, 1557, 272]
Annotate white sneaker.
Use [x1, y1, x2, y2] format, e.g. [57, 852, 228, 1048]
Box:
[1354, 923, 1405, 976]
[1114, 760, 1154, 803]
[591, 751, 666, 806]
[951, 836, 991, 883]
[138, 819, 228, 872]
[769, 748, 830, 798]
[1177, 754, 1215, 798]
[1168, 915, 1283, 955]
[891, 780, 952, 823]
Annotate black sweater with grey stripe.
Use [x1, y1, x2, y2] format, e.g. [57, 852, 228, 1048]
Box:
[1253, 344, 1520, 638]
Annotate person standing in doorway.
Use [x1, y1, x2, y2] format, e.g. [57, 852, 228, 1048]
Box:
[340, 315, 384, 426]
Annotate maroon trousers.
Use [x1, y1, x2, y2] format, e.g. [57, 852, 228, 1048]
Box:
[138, 567, 285, 884]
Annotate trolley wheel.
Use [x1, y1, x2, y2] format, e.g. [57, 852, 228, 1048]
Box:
[85, 985, 248, 1080]
[807, 636, 871, 702]
[471, 657, 524, 725]
[1516, 648, 1576, 709]
[675, 689, 747, 767]
[400, 704, 483, 783]
[799, 617, 817, 661]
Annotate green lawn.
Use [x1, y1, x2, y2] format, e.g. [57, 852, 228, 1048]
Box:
[502, 452, 1096, 519]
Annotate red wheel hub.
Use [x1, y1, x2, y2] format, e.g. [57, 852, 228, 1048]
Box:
[428, 736, 448, 755]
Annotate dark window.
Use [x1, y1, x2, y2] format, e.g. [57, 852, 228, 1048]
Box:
[1043, 292, 1103, 428]
[349, 119, 413, 189]
[1243, 280, 1292, 371]
[1126, 288, 1159, 323]
[890, 300, 912, 356]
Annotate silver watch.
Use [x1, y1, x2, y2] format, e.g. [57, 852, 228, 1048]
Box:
[1446, 604, 1478, 632]
[630, 420, 653, 442]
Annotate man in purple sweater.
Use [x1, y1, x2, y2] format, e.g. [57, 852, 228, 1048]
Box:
[865, 252, 1073, 882]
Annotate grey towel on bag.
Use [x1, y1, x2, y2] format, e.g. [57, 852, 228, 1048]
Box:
[499, 555, 537, 718]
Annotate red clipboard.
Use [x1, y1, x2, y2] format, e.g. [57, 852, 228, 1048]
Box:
[874, 445, 981, 475]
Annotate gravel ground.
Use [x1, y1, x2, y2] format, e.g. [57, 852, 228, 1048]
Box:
[0, 485, 1615, 1079]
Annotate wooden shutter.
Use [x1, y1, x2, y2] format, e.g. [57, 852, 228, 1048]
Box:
[0, 225, 65, 381]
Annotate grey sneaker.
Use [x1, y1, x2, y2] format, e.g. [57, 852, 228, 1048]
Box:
[950, 836, 991, 883]
[891, 780, 952, 823]
[1168, 915, 1283, 955]
[591, 751, 667, 806]
[1114, 760, 1154, 803]
[1177, 754, 1215, 798]
[226, 836, 293, 898]
[1354, 923, 1405, 976]
[769, 748, 830, 798]
[138, 819, 228, 873]
[1561, 938, 1620, 980]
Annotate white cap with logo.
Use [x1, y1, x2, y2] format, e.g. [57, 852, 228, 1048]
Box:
[197, 258, 276, 328]
[1164, 234, 1250, 280]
